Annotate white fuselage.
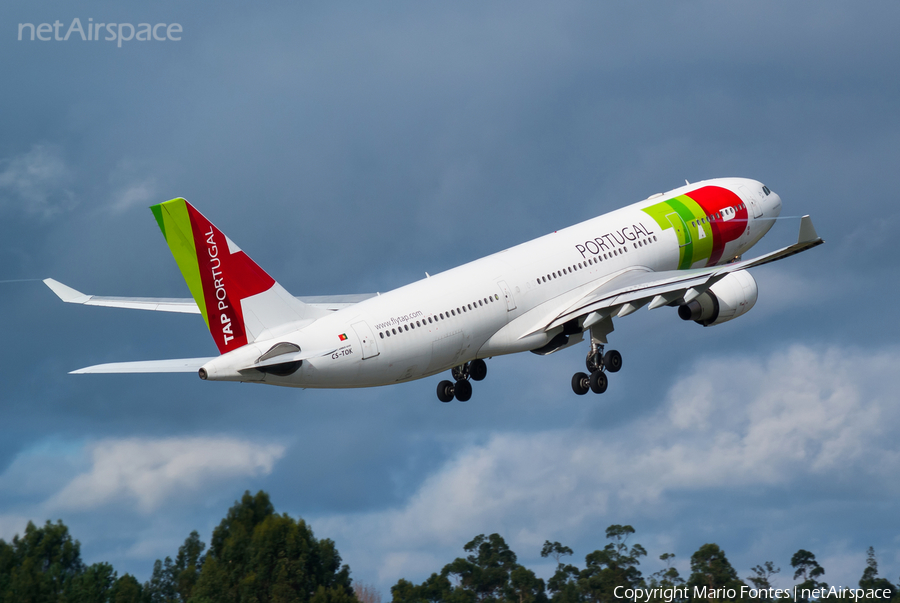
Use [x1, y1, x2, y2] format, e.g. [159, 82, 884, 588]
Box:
[200, 178, 782, 388]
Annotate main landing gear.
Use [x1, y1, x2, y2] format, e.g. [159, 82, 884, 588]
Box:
[437, 359, 487, 402]
[571, 343, 622, 396]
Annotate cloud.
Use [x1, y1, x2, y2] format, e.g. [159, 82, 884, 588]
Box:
[316, 344, 900, 585]
[107, 159, 158, 213]
[46, 437, 285, 513]
[0, 144, 76, 217]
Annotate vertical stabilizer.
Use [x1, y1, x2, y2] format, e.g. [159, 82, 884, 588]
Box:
[151, 198, 328, 353]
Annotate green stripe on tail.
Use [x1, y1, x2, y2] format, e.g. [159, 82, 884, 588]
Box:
[150, 198, 210, 328]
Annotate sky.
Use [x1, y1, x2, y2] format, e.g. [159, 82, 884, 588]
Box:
[2, 0, 899, 591]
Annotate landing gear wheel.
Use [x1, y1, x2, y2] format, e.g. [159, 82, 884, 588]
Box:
[454, 379, 472, 402]
[437, 380, 455, 403]
[469, 359, 487, 381]
[589, 371, 608, 394]
[603, 349, 622, 373]
[572, 372, 590, 395]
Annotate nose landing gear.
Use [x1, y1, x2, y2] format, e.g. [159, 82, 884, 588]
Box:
[572, 342, 621, 396]
[436, 359, 487, 402]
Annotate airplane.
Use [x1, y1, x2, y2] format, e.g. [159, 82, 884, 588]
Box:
[44, 177, 822, 401]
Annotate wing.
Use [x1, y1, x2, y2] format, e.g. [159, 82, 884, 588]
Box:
[43, 279, 376, 313]
[521, 215, 823, 338]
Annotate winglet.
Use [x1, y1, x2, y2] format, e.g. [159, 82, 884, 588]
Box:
[43, 278, 90, 304]
[798, 215, 820, 244]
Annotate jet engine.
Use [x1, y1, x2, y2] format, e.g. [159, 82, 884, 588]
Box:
[678, 270, 758, 326]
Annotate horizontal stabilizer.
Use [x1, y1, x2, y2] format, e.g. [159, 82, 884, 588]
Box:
[44, 279, 200, 313]
[71, 357, 214, 374]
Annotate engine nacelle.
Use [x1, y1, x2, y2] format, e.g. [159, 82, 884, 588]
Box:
[678, 270, 758, 326]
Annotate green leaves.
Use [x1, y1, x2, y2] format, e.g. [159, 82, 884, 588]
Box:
[188, 491, 353, 603]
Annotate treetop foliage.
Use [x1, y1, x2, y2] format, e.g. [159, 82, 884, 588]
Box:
[2, 497, 899, 603]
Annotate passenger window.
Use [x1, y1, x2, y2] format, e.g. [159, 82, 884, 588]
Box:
[392, 328, 397, 335]
[379, 332, 384, 339]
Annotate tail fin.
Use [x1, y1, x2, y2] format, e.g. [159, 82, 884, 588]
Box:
[150, 198, 328, 354]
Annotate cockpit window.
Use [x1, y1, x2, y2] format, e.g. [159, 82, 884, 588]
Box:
[762, 185, 771, 196]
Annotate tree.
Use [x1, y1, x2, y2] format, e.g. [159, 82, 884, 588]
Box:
[0, 519, 84, 602]
[648, 553, 684, 590]
[189, 490, 354, 603]
[685, 543, 743, 600]
[70, 561, 117, 602]
[790, 550, 826, 603]
[145, 530, 206, 603]
[109, 574, 144, 603]
[541, 543, 574, 566]
[858, 547, 897, 599]
[355, 582, 382, 603]
[575, 525, 647, 603]
[510, 567, 545, 603]
[746, 562, 779, 591]
[791, 550, 825, 582]
[391, 573, 456, 603]
[441, 534, 522, 603]
[541, 541, 580, 603]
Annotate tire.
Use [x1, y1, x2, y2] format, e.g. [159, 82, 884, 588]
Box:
[571, 372, 590, 395]
[603, 349, 622, 373]
[437, 380, 455, 403]
[454, 379, 473, 402]
[470, 359, 487, 381]
[589, 370, 608, 394]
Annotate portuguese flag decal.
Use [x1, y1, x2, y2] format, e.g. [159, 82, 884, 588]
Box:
[338, 333, 348, 341]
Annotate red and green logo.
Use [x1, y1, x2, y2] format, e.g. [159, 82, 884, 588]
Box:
[151, 198, 276, 354]
[641, 186, 748, 269]
[338, 333, 348, 341]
